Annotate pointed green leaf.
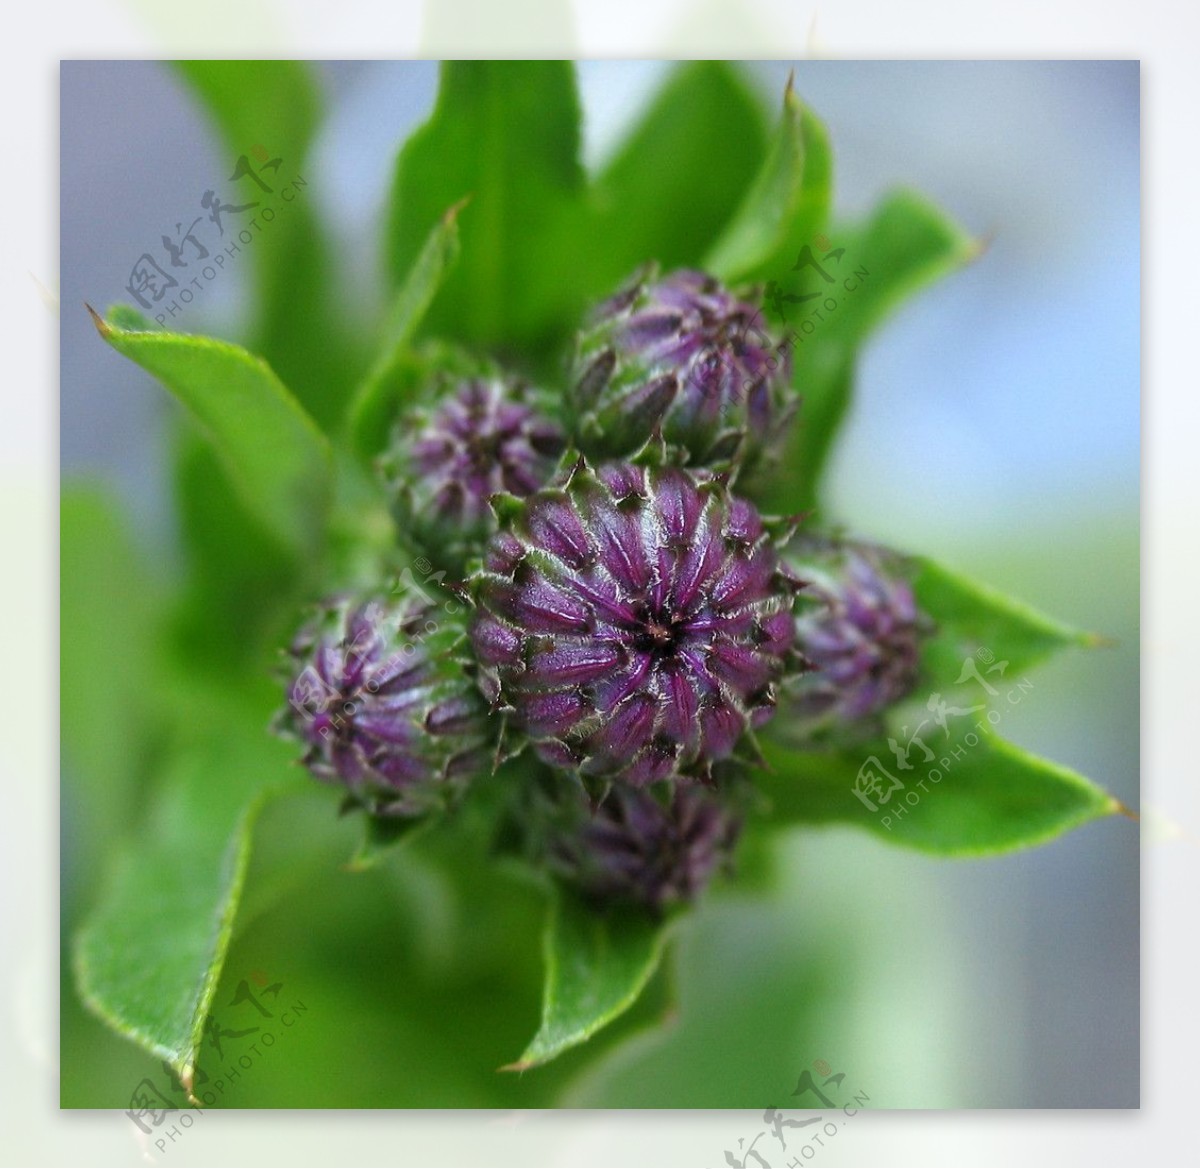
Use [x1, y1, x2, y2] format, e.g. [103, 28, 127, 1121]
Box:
[172, 61, 360, 428]
[348, 203, 464, 458]
[506, 887, 671, 1070]
[705, 79, 832, 284]
[761, 188, 979, 514]
[759, 730, 1123, 856]
[89, 306, 330, 553]
[73, 683, 304, 1090]
[387, 61, 584, 350]
[586, 61, 768, 288]
[913, 555, 1102, 684]
[821, 188, 980, 349]
[174, 60, 321, 168]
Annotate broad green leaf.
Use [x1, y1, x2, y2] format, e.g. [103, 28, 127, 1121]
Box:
[88, 305, 330, 554]
[584, 61, 768, 290]
[347, 203, 464, 458]
[387, 61, 584, 352]
[173, 61, 360, 429]
[705, 78, 832, 285]
[73, 681, 303, 1091]
[61, 488, 164, 854]
[760, 189, 979, 515]
[758, 730, 1122, 856]
[506, 887, 671, 1070]
[912, 555, 1102, 685]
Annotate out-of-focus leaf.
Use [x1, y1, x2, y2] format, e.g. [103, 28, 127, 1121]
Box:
[170, 429, 299, 670]
[73, 680, 303, 1091]
[758, 730, 1122, 856]
[88, 305, 330, 554]
[344, 814, 430, 873]
[506, 887, 671, 1070]
[821, 188, 979, 349]
[912, 555, 1102, 686]
[584, 61, 768, 292]
[761, 189, 979, 515]
[348, 203, 464, 458]
[705, 78, 831, 285]
[172, 60, 360, 428]
[387, 61, 584, 353]
[61, 487, 163, 848]
[173, 60, 320, 166]
[747, 347, 852, 506]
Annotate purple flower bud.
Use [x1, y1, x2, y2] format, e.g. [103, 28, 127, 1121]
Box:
[380, 377, 566, 565]
[546, 783, 742, 912]
[787, 539, 929, 730]
[571, 266, 796, 469]
[470, 458, 799, 786]
[277, 594, 488, 817]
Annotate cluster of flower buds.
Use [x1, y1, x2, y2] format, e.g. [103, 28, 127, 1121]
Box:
[278, 267, 931, 910]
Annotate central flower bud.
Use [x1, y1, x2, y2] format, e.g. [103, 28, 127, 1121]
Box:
[469, 459, 799, 786]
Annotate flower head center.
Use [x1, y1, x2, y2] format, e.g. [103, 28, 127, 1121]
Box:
[464, 428, 508, 472]
[632, 607, 686, 658]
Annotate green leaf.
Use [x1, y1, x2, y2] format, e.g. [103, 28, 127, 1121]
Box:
[172, 61, 360, 428]
[344, 814, 430, 873]
[73, 682, 303, 1091]
[169, 428, 300, 670]
[705, 77, 832, 284]
[760, 189, 979, 515]
[748, 346, 852, 507]
[61, 488, 164, 851]
[174, 60, 321, 165]
[585, 61, 768, 289]
[387, 61, 584, 351]
[821, 188, 979, 350]
[88, 305, 331, 554]
[912, 555, 1102, 685]
[758, 730, 1122, 856]
[347, 203, 464, 458]
[506, 887, 671, 1070]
